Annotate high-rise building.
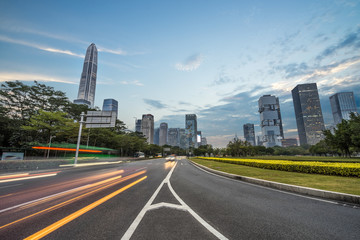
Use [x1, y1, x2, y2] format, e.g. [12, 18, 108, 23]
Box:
[168, 128, 180, 147]
[281, 138, 298, 147]
[185, 114, 198, 148]
[135, 119, 142, 133]
[201, 137, 207, 146]
[258, 95, 284, 147]
[292, 83, 325, 145]
[159, 122, 168, 146]
[102, 99, 118, 117]
[179, 128, 187, 149]
[74, 43, 98, 107]
[197, 131, 202, 145]
[154, 128, 160, 145]
[330, 92, 358, 125]
[243, 123, 256, 146]
[141, 114, 154, 144]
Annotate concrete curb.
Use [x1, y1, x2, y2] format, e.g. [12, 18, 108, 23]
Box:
[188, 159, 360, 205]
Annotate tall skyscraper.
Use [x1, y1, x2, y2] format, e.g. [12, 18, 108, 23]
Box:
[102, 99, 118, 117]
[168, 128, 180, 147]
[330, 92, 358, 125]
[179, 128, 186, 149]
[135, 119, 142, 133]
[185, 114, 198, 149]
[154, 128, 160, 145]
[243, 123, 256, 146]
[159, 122, 168, 146]
[201, 137, 207, 146]
[141, 114, 154, 144]
[258, 95, 284, 147]
[292, 83, 325, 145]
[74, 43, 98, 107]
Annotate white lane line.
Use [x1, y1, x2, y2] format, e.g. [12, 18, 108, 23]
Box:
[189, 160, 339, 205]
[0, 184, 90, 213]
[147, 202, 186, 211]
[0, 183, 23, 189]
[121, 162, 228, 240]
[0, 173, 58, 183]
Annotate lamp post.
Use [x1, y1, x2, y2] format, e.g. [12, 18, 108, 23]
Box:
[47, 135, 55, 158]
[74, 112, 85, 166]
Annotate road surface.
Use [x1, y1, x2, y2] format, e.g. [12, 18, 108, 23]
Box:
[0, 158, 359, 239]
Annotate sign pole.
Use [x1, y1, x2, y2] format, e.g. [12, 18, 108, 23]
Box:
[74, 112, 85, 166]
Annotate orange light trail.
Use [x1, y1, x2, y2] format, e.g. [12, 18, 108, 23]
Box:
[0, 170, 146, 230]
[24, 176, 147, 240]
[32, 146, 102, 153]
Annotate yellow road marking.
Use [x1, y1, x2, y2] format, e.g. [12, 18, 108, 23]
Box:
[24, 176, 147, 240]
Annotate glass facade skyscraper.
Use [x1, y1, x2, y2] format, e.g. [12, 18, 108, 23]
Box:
[159, 122, 168, 146]
[258, 95, 284, 147]
[141, 114, 154, 144]
[74, 43, 98, 107]
[330, 92, 357, 125]
[102, 99, 118, 117]
[135, 119, 142, 133]
[185, 114, 197, 149]
[292, 83, 325, 146]
[168, 128, 180, 147]
[243, 123, 256, 146]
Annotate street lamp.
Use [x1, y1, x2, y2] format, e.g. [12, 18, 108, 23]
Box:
[47, 135, 55, 158]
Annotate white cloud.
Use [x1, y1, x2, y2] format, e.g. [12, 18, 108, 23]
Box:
[0, 35, 84, 58]
[206, 134, 235, 148]
[175, 54, 203, 71]
[120, 80, 144, 86]
[0, 72, 77, 84]
[98, 47, 127, 56]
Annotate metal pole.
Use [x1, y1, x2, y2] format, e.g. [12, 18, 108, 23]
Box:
[47, 136, 53, 158]
[74, 112, 85, 166]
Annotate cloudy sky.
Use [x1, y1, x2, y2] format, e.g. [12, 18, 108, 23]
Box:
[1, 0, 359, 147]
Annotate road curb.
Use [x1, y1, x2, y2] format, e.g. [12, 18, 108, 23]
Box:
[188, 159, 360, 205]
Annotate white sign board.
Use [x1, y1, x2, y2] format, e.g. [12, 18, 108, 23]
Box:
[86, 111, 116, 128]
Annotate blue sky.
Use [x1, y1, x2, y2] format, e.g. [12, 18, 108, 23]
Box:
[0, 0, 359, 147]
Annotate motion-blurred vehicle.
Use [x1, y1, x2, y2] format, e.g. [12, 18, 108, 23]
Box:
[165, 155, 176, 161]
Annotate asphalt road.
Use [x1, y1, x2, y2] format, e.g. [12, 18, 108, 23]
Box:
[0, 158, 359, 239]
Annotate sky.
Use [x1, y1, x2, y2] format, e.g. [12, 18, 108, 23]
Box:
[0, 0, 359, 147]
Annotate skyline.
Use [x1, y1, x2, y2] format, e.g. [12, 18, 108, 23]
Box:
[0, 0, 359, 147]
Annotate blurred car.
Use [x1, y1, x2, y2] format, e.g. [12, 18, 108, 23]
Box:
[165, 155, 176, 161]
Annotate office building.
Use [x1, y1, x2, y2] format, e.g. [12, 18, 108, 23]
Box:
[141, 114, 154, 144]
[185, 114, 198, 148]
[330, 92, 358, 125]
[168, 128, 180, 147]
[154, 128, 160, 145]
[243, 123, 256, 146]
[258, 95, 284, 147]
[281, 138, 298, 147]
[159, 122, 168, 146]
[201, 137, 207, 146]
[74, 43, 98, 107]
[102, 99, 118, 117]
[292, 83, 325, 145]
[135, 119, 142, 133]
[179, 128, 187, 149]
[197, 131, 202, 145]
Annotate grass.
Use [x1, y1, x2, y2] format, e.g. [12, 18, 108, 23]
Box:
[227, 155, 360, 163]
[192, 158, 360, 196]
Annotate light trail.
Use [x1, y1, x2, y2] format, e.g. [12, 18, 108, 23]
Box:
[0, 171, 146, 230]
[24, 176, 147, 240]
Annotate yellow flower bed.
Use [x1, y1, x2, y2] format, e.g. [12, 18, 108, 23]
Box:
[196, 157, 360, 177]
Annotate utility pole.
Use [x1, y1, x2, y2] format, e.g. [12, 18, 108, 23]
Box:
[74, 112, 85, 166]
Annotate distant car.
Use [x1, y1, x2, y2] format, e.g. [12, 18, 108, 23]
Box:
[165, 155, 176, 161]
[134, 152, 145, 158]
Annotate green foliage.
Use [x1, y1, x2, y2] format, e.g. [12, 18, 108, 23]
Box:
[198, 157, 360, 177]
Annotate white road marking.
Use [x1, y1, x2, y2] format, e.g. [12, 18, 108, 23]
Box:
[189, 160, 339, 205]
[121, 161, 229, 240]
[0, 183, 23, 189]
